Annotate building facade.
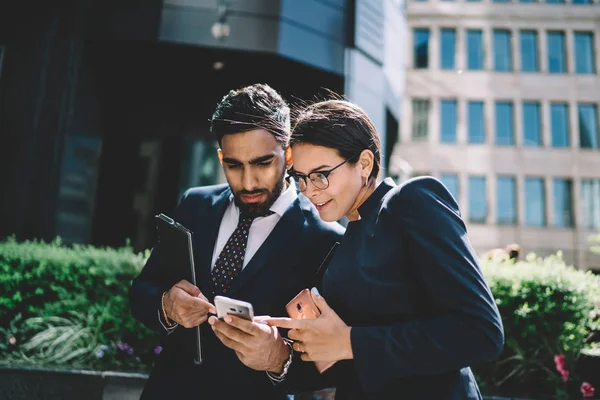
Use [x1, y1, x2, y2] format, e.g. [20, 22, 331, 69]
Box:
[0, 0, 404, 251]
[391, 0, 600, 270]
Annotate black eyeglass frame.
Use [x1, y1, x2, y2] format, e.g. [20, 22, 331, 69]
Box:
[289, 151, 362, 192]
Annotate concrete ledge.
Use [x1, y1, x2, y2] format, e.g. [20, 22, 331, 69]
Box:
[0, 366, 149, 400]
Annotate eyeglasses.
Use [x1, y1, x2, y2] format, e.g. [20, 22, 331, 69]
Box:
[289, 152, 360, 193]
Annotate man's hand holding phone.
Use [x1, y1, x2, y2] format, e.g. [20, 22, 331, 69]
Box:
[163, 280, 216, 328]
[208, 311, 290, 373]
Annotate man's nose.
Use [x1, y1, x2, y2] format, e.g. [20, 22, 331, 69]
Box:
[241, 168, 258, 191]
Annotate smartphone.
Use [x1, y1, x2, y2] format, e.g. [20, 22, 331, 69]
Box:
[286, 288, 321, 320]
[214, 296, 254, 321]
[285, 289, 334, 373]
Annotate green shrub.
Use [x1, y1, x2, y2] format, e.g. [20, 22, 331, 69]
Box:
[0, 237, 157, 371]
[475, 252, 600, 399]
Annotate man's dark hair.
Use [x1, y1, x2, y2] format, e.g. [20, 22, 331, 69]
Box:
[291, 100, 382, 181]
[210, 84, 291, 148]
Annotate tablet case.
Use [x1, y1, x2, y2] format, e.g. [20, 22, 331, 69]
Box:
[155, 213, 203, 365]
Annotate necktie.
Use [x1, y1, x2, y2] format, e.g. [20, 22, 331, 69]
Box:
[211, 214, 256, 295]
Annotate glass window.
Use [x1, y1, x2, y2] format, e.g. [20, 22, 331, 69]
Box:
[495, 101, 514, 145]
[581, 179, 600, 229]
[440, 100, 457, 143]
[469, 176, 487, 223]
[546, 0, 565, 3]
[574, 32, 595, 74]
[494, 30, 513, 72]
[551, 103, 570, 148]
[497, 176, 517, 225]
[523, 102, 542, 147]
[412, 99, 430, 140]
[553, 179, 573, 228]
[466, 0, 481, 2]
[467, 30, 484, 71]
[493, 0, 510, 3]
[525, 177, 546, 227]
[468, 101, 486, 144]
[547, 31, 566, 73]
[579, 104, 599, 149]
[440, 29, 456, 70]
[573, 0, 592, 3]
[440, 174, 459, 202]
[414, 29, 430, 69]
[520, 30, 539, 72]
[519, 0, 536, 3]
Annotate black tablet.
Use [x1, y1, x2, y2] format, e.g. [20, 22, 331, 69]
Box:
[155, 213, 203, 365]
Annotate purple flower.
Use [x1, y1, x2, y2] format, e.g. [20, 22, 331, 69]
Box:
[154, 346, 163, 356]
[95, 349, 105, 358]
[117, 342, 134, 356]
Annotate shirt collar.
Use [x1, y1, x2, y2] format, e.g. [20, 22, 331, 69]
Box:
[269, 180, 298, 216]
[357, 177, 396, 218]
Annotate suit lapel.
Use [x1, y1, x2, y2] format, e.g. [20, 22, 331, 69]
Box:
[193, 189, 231, 295]
[228, 196, 308, 295]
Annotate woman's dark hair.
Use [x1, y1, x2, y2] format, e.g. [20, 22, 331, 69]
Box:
[210, 83, 290, 148]
[290, 100, 382, 180]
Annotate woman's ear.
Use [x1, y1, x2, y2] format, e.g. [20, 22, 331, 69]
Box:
[359, 149, 374, 178]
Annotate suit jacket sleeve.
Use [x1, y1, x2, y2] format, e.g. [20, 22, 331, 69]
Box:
[128, 190, 191, 336]
[350, 178, 504, 392]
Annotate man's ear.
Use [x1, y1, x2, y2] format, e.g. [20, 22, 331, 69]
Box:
[217, 149, 224, 165]
[285, 147, 293, 169]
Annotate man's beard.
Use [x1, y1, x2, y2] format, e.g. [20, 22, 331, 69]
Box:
[232, 173, 286, 218]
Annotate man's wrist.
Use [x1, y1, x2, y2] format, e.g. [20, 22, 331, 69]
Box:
[161, 291, 176, 327]
[266, 339, 293, 384]
[268, 338, 293, 373]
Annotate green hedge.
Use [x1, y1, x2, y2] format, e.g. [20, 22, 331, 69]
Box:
[0, 237, 157, 371]
[1, 238, 599, 399]
[475, 252, 600, 399]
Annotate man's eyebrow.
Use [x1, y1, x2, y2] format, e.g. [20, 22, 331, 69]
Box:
[222, 157, 242, 164]
[249, 155, 275, 164]
[222, 155, 275, 165]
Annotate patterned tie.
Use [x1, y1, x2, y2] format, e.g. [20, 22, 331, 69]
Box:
[211, 214, 256, 295]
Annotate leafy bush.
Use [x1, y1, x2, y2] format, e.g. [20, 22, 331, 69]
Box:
[475, 252, 600, 399]
[0, 237, 158, 371]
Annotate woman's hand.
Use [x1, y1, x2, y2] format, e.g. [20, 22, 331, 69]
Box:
[266, 288, 353, 362]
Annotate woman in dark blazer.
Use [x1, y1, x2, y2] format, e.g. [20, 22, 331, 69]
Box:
[268, 100, 504, 399]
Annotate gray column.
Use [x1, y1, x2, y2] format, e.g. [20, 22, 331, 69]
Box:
[540, 30, 548, 73]
[488, 173, 496, 225]
[541, 100, 551, 147]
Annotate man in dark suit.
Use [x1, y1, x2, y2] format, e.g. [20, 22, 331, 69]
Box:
[129, 84, 344, 400]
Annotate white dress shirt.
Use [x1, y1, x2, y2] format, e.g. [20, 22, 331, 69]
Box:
[211, 182, 297, 270]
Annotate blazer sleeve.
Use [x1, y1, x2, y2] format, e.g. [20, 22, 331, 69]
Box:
[350, 178, 504, 392]
[128, 190, 192, 336]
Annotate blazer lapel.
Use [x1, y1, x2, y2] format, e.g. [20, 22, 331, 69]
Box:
[227, 196, 308, 295]
[193, 189, 231, 295]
